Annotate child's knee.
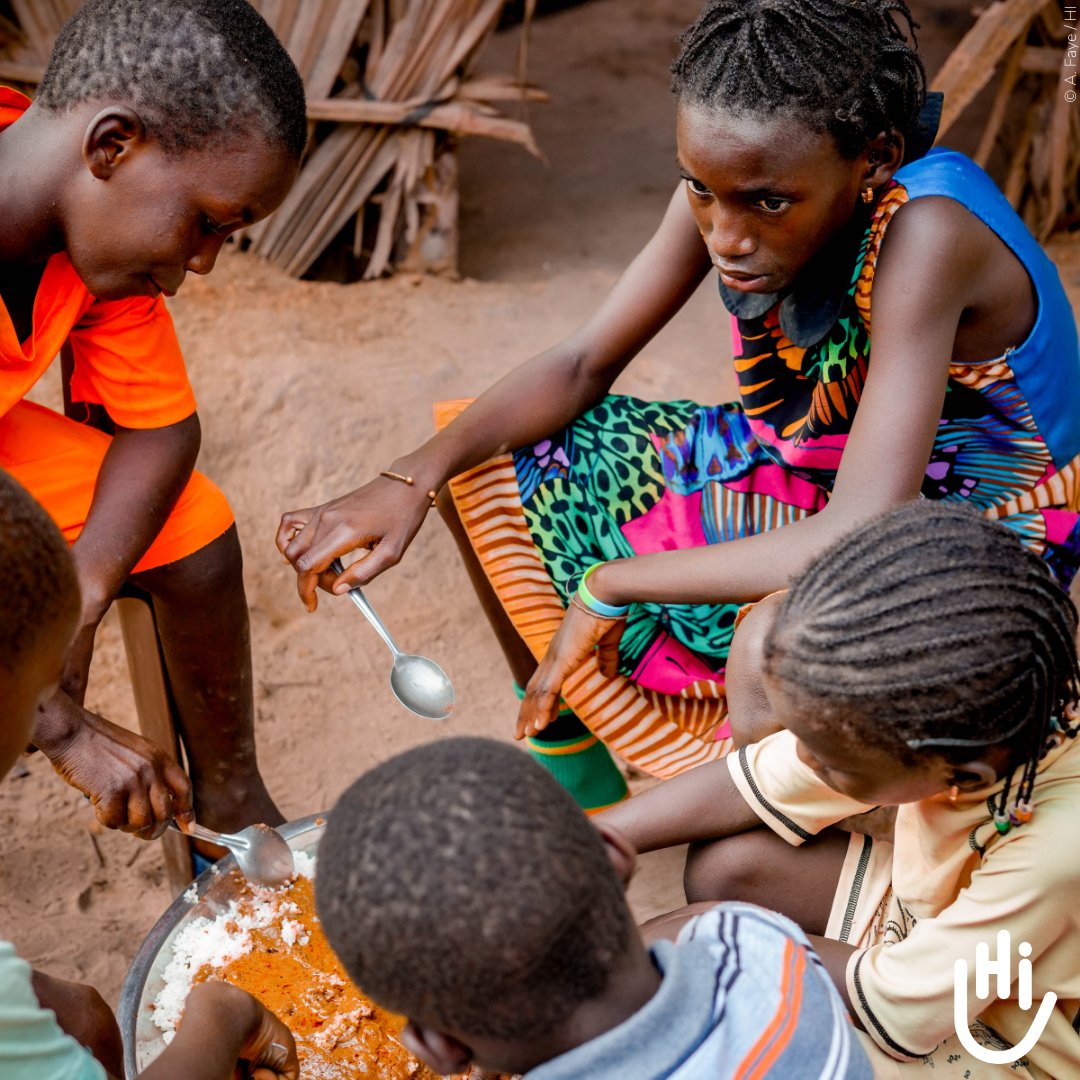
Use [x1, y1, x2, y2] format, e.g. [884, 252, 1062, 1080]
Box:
[130, 470, 236, 577]
[137, 522, 243, 600]
[683, 831, 776, 904]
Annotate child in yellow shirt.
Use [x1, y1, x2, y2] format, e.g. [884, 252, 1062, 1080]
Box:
[602, 502, 1080, 1077]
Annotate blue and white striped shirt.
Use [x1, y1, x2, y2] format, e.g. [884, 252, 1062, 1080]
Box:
[527, 902, 871, 1080]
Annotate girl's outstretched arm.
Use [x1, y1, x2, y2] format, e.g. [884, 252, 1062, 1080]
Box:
[278, 187, 713, 609]
[520, 196, 988, 733]
[595, 756, 762, 853]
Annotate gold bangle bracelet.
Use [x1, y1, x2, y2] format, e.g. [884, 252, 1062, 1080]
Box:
[380, 470, 437, 506]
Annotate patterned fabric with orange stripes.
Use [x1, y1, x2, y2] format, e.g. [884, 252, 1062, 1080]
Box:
[433, 152, 1080, 779]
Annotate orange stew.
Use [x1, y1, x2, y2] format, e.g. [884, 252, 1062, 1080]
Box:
[191, 874, 458, 1080]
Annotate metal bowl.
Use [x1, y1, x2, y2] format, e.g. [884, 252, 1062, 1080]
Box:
[117, 813, 326, 1079]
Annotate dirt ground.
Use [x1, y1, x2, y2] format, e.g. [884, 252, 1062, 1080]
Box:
[4, 0, 1078, 1013]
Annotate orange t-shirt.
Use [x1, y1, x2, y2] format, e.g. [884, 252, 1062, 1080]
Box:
[0, 86, 196, 430]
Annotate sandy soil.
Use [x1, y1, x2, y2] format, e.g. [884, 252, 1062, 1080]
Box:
[4, 0, 1076, 1015]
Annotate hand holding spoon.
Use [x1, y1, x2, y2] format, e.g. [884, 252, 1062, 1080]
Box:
[171, 821, 295, 887]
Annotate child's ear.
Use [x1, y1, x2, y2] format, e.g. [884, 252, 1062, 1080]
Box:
[400, 1020, 473, 1076]
[82, 106, 147, 180]
[863, 130, 905, 188]
[949, 759, 1000, 791]
[594, 820, 637, 890]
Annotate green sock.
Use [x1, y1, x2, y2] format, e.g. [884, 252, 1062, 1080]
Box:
[514, 684, 628, 812]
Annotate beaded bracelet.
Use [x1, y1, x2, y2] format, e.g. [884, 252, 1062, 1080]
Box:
[576, 563, 630, 619]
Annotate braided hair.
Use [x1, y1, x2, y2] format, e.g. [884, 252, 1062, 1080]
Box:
[671, 0, 927, 159]
[763, 502, 1080, 823]
[36, 0, 307, 159]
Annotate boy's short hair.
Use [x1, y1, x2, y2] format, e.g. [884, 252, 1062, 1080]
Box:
[0, 471, 79, 672]
[316, 737, 634, 1041]
[37, 0, 307, 159]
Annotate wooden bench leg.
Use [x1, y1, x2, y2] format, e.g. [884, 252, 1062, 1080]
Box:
[115, 595, 194, 895]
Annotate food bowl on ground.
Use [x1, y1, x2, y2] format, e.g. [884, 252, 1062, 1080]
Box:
[119, 813, 326, 1078]
[120, 812, 456, 1080]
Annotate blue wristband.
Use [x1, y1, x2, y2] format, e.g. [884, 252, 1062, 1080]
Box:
[577, 564, 630, 618]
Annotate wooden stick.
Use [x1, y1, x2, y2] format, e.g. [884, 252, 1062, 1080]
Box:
[0, 58, 43, 83]
[261, 125, 377, 259]
[285, 0, 328, 81]
[1039, 67, 1073, 239]
[306, 97, 542, 153]
[307, 0, 373, 100]
[286, 132, 399, 274]
[931, 0, 1048, 135]
[457, 74, 548, 103]
[10, 1, 49, 63]
[275, 0, 301, 50]
[1003, 108, 1036, 208]
[974, 34, 1028, 167]
[1021, 45, 1069, 73]
[273, 126, 382, 262]
[1037, 0, 1068, 41]
[365, 156, 407, 277]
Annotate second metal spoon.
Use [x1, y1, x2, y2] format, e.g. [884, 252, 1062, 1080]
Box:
[171, 821, 295, 887]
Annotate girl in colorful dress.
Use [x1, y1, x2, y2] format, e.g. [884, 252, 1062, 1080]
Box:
[278, 0, 1080, 810]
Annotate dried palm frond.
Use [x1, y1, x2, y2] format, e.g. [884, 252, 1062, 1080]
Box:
[0, 0, 540, 276]
[933, 0, 1078, 239]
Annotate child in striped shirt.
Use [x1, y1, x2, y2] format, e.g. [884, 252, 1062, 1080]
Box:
[315, 737, 871, 1079]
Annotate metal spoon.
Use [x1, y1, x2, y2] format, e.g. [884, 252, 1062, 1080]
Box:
[330, 558, 455, 720]
[170, 821, 295, 887]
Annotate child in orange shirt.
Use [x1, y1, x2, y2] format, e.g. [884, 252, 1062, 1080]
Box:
[0, 470, 300, 1080]
[0, 0, 306, 852]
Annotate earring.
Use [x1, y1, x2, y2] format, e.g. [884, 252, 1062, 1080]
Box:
[947, 785, 959, 804]
[861, 186, 875, 204]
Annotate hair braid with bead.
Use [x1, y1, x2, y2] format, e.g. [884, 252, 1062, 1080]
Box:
[671, 0, 927, 159]
[763, 503, 1080, 823]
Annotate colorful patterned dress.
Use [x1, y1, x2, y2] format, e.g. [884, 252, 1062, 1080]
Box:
[438, 149, 1080, 778]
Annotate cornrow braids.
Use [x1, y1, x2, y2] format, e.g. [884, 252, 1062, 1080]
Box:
[0, 471, 79, 672]
[36, 0, 306, 159]
[671, 0, 927, 159]
[763, 502, 1080, 827]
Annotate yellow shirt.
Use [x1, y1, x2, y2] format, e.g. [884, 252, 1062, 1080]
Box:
[728, 731, 1080, 1078]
